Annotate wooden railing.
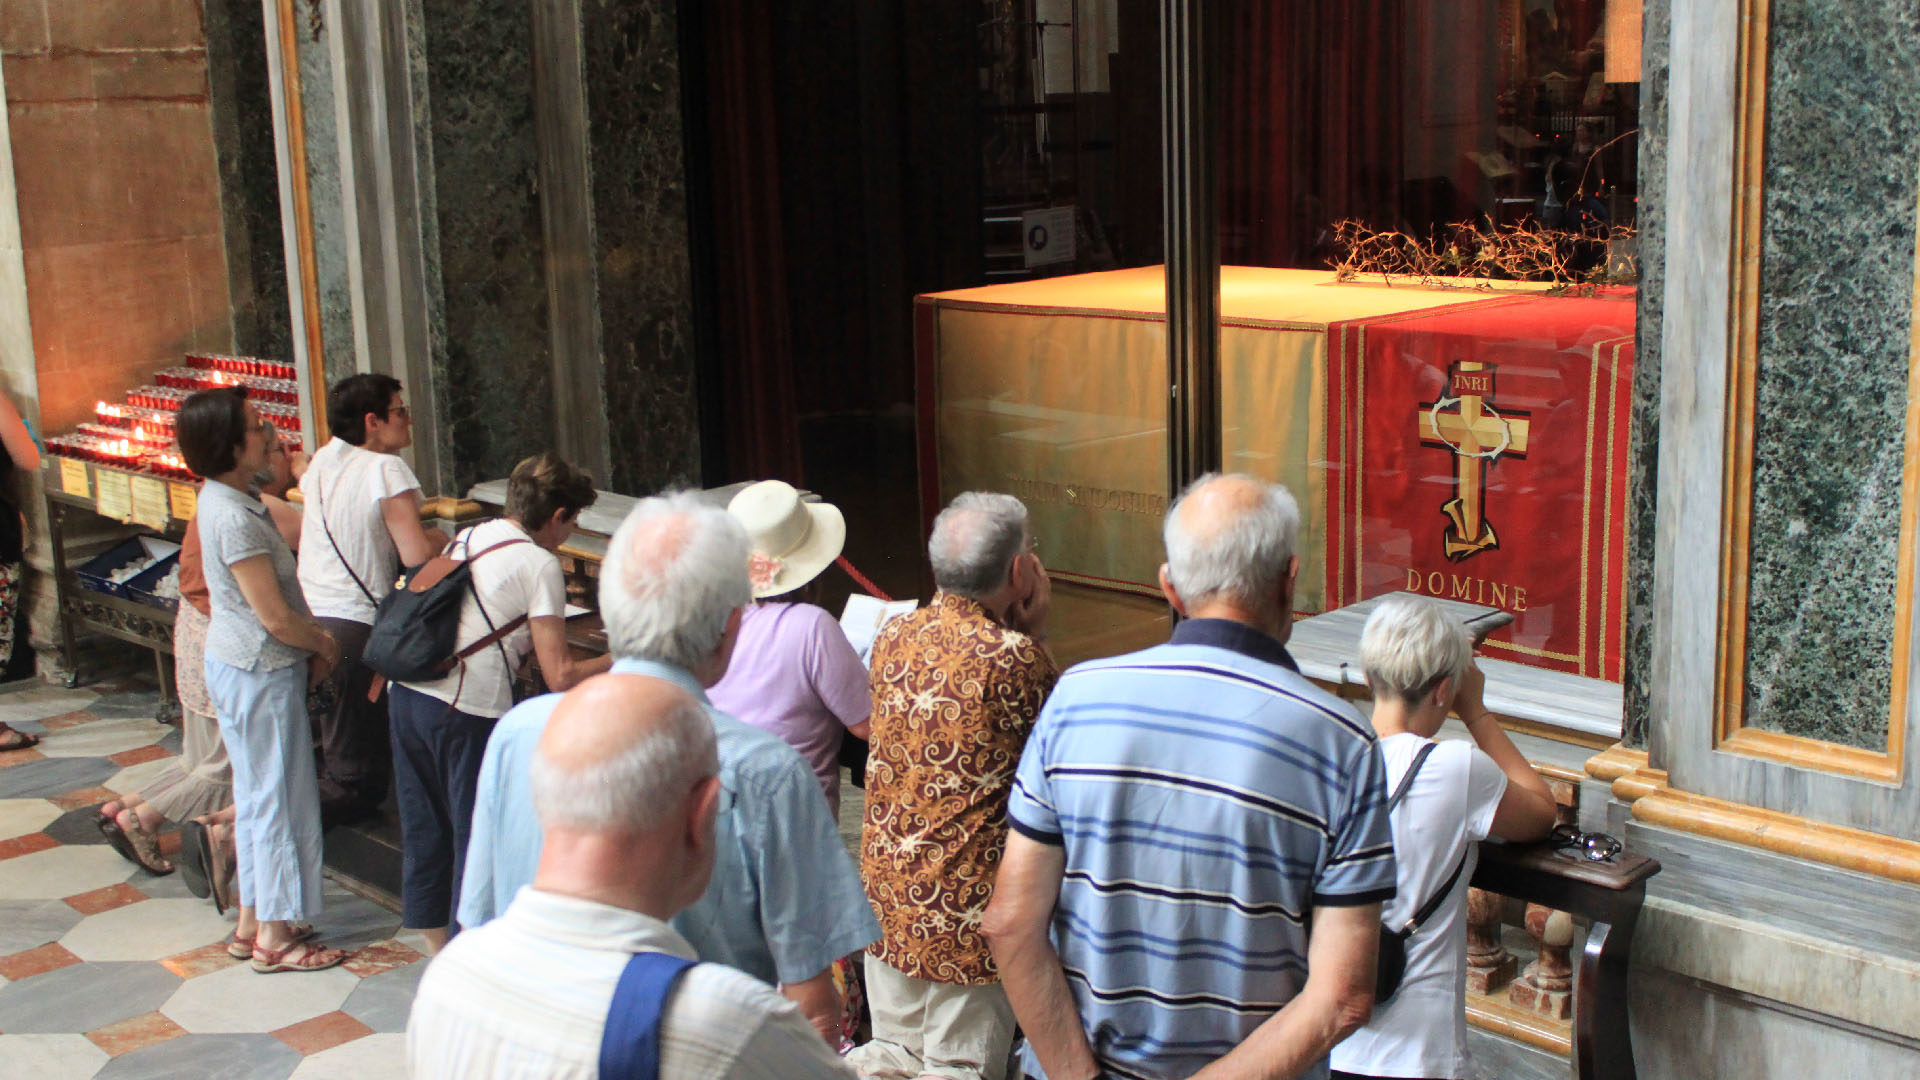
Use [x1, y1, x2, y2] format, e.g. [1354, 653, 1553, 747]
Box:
[1469, 839, 1660, 1080]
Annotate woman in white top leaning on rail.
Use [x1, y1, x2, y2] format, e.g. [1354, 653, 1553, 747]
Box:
[1331, 593, 1558, 1080]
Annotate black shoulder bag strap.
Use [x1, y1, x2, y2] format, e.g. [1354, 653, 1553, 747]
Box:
[1388, 740, 1471, 936]
[1387, 740, 1440, 812]
[456, 527, 524, 682]
[316, 469, 378, 606]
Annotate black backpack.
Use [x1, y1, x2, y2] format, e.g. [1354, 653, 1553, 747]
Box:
[362, 532, 530, 685]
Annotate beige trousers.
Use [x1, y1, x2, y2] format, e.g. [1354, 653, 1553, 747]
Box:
[846, 954, 1017, 1080]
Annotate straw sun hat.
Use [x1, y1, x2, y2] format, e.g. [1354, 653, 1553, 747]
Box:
[727, 480, 846, 600]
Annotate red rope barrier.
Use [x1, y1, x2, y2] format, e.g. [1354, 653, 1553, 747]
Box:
[835, 555, 893, 603]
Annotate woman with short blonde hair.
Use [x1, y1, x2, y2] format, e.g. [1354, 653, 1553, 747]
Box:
[1332, 594, 1558, 1080]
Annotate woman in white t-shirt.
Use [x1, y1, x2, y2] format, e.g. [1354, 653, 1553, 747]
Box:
[389, 453, 613, 953]
[1331, 594, 1559, 1080]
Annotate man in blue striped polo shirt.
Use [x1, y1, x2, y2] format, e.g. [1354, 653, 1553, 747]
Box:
[984, 473, 1395, 1080]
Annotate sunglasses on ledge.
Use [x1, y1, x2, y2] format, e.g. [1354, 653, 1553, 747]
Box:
[1551, 824, 1623, 863]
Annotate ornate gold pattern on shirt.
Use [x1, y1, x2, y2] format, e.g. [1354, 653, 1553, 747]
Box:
[860, 592, 1058, 985]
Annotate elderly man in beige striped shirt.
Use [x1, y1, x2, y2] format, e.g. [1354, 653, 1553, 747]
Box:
[407, 674, 852, 1078]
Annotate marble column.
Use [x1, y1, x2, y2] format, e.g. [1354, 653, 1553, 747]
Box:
[205, 0, 293, 362]
[578, 0, 701, 495]
[321, 0, 449, 492]
[1629, 0, 1920, 755]
[416, 0, 559, 490]
[1620, 0, 1669, 750]
[1510, 903, 1575, 1020]
[288, 0, 357, 386]
[529, 0, 609, 483]
[1735, 0, 1919, 750]
[298, 0, 700, 497]
[1464, 886, 1518, 995]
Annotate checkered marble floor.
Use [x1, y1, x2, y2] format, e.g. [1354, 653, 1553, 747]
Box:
[0, 678, 418, 1078]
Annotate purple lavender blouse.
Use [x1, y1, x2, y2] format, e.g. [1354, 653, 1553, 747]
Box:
[707, 601, 872, 815]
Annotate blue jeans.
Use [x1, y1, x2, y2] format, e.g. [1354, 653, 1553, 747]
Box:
[389, 682, 496, 930]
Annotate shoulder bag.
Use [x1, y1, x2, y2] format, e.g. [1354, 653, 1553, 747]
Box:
[1374, 740, 1471, 1004]
[361, 527, 529, 686]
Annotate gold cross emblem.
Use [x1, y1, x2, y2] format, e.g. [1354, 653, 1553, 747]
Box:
[1419, 361, 1530, 560]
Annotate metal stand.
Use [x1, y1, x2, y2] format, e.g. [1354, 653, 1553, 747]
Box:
[43, 476, 182, 715]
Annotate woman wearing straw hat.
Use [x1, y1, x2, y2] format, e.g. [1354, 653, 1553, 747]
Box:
[708, 480, 873, 818]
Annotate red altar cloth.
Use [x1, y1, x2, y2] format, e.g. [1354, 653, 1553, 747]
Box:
[1326, 291, 1635, 680]
[913, 267, 1635, 682]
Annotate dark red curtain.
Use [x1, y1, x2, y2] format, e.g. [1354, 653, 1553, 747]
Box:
[704, 0, 805, 485]
[1220, 1, 1408, 269]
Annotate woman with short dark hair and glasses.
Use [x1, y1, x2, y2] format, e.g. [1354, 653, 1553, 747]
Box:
[97, 424, 302, 882]
[1331, 594, 1557, 1080]
[179, 386, 348, 973]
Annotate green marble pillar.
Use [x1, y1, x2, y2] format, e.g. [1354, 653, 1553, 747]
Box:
[1622, 0, 1670, 749]
[580, 0, 702, 495]
[1738, 0, 1920, 751]
[1630, 0, 1920, 753]
[417, 0, 559, 491]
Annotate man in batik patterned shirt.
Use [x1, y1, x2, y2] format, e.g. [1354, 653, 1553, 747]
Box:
[850, 492, 1058, 1080]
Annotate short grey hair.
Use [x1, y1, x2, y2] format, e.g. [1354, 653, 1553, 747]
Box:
[1163, 473, 1300, 615]
[928, 491, 1030, 598]
[1359, 593, 1472, 704]
[530, 691, 717, 832]
[600, 491, 752, 669]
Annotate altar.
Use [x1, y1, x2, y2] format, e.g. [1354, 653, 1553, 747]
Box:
[917, 266, 1634, 680]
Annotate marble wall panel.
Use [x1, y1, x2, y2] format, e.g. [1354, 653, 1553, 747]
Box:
[418, 0, 556, 490]
[45, 0, 205, 50]
[1621, 0, 1668, 750]
[1, 1, 235, 432]
[293, 4, 356, 384]
[0, 0, 48, 53]
[1629, 965, 1920, 1078]
[580, 0, 701, 495]
[1463, 1028, 1564, 1080]
[1740, 0, 1920, 750]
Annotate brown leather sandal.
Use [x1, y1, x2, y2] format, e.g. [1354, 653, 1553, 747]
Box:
[251, 939, 346, 974]
[229, 922, 316, 959]
[116, 810, 173, 875]
[0, 723, 36, 752]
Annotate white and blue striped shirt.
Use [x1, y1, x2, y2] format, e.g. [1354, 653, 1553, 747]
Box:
[1006, 619, 1397, 1080]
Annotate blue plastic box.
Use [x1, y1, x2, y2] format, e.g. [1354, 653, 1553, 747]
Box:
[74, 536, 182, 602]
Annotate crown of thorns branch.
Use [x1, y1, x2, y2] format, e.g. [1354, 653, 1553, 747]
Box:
[1327, 217, 1637, 296]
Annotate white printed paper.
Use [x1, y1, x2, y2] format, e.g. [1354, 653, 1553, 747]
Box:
[841, 594, 919, 666]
